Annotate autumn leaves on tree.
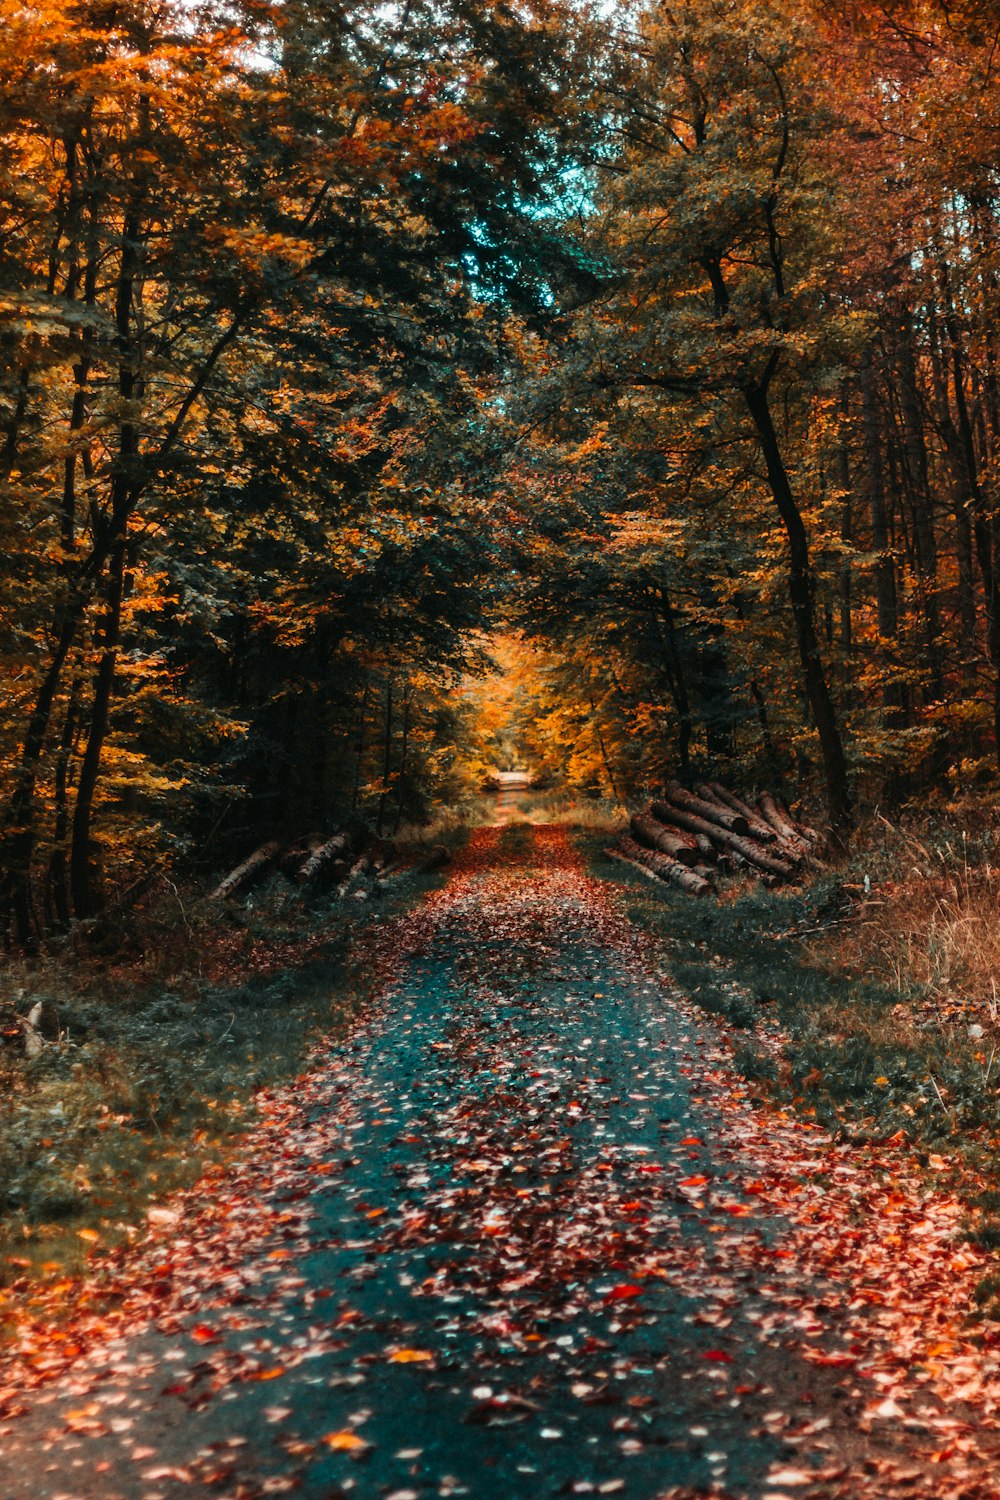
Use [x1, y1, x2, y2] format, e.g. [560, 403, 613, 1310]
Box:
[1, 0, 1000, 940]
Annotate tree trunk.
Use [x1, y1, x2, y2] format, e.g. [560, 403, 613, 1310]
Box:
[376, 677, 394, 838]
[70, 528, 128, 919]
[742, 380, 852, 840]
[392, 688, 413, 837]
[859, 348, 903, 721]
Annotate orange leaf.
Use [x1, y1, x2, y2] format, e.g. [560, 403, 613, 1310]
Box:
[323, 1430, 369, 1451]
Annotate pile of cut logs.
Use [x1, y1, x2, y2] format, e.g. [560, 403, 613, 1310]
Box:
[607, 782, 825, 898]
[208, 828, 450, 905]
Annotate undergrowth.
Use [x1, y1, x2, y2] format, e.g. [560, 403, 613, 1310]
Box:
[582, 822, 1000, 1311]
[0, 856, 459, 1290]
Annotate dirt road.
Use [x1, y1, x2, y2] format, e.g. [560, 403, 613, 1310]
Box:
[0, 826, 998, 1499]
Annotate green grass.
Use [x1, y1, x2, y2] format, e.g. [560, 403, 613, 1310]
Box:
[582, 832, 1000, 1306]
[0, 861, 457, 1290]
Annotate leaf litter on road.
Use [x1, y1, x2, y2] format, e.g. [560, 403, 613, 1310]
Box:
[0, 825, 998, 1498]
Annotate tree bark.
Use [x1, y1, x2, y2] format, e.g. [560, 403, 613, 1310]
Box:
[70, 527, 128, 918]
[664, 780, 749, 836]
[211, 841, 282, 900]
[297, 831, 353, 885]
[742, 379, 852, 841]
[629, 813, 699, 866]
[650, 800, 796, 879]
[610, 837, 713, 897]
[701, 783, 778, 844]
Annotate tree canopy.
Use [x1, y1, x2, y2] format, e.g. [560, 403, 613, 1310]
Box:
[3, 0, 1000, 939]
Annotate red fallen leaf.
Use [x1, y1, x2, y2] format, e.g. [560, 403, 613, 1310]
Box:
[701, 1350, 733, 1363]
[803, 1351, 857, 1368]
[636, 1164, 662, 1175]
[252, 1366, 286, 1381]
[191, 1323, 221, 1344]
[678, 1175, 709, 1188]
[680, 1137, 702, 1146]
[603, 1284, 643, 1303]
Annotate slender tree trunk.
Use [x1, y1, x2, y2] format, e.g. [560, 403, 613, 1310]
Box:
[894, 316, 943, 698]
[0, 601, 90, 946]
[392, 688, 413, 837]
[588, 696, 621, 801]
[743, 380, 852, 839]
[946, 314, 1000, 763]
[48, 681, 79, 929]
[70, 528, 128, 918]
[928, 309, 978, 660]
[351, 679, 372, 812]
[836, 398, 853, 658]
[376, 677, 394, 838]
[648, 586, 693, 777]
[860, 349, 903, 721]
[1, 369, 31, 482]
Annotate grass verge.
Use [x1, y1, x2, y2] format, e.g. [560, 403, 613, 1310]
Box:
[580, 823, 1000, 1314]
[0, 851, 461, 1297]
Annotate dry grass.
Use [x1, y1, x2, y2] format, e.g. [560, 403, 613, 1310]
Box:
[505, 794, 626, 831]
[814, 808, 1000, 1030]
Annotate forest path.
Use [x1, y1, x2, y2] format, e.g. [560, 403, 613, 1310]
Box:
[0, 825, 998, 1500]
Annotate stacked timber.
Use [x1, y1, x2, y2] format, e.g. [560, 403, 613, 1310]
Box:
[209, 828, 451, 905]
[608, 782, 826, 897]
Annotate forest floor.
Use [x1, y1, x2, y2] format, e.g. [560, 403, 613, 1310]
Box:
[1, 822, 1000, 1499]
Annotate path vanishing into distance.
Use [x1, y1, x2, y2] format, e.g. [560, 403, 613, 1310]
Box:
[2, 825, 1000, 1500]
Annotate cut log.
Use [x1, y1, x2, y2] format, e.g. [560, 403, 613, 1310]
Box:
[758, 791, 805, 845]
[701, 783, 778, 844]
[650, 802, 796, 880]
[278, 837, 324, 880]
[604, 846, 663, 888]
[611, 837, 713, 897]
[297, 831, 352, 885]
[210, 840, 282, 901]
[336, 853, 373, 900]
[757, 793, 826, 868]
[629, 814, 699, 867]
[664, 781, 749, 837]
[695, 833, 716, 862]
[775, 794, 825, 849]
[755, 794, 831, 871]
